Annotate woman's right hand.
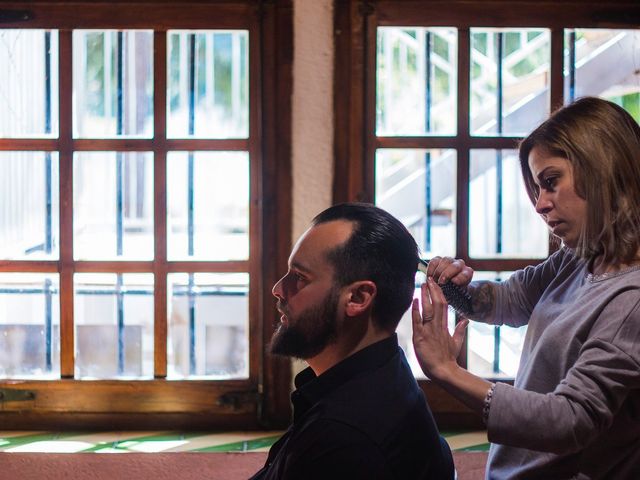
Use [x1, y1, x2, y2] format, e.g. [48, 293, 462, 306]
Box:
[426, 256, 474, 288]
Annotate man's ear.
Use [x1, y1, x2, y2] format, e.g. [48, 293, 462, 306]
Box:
[344, 281, 377, 317]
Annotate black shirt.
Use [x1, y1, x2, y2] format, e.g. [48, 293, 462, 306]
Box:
[250, 334, 455, 480]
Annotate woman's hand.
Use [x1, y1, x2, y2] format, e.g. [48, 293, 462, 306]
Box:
[412, 277, 469, 382]
[426, 256, 474, 288]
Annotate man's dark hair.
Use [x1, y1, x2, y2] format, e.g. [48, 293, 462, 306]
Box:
[312, 202, 419, 330]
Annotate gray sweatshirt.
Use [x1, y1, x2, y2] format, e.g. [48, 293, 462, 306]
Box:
[483, 248, 640, 479]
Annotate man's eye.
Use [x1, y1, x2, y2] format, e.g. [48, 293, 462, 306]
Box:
[291, 272, 305, 283]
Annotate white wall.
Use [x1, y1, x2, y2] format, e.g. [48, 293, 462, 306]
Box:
[287, 0, 335, 376]
[292, 0, 334, 241]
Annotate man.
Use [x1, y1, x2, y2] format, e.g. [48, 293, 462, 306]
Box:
[250, 203, 455, 480]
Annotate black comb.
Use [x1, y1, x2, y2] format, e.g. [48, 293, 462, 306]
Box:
[418, 259, 473, 316]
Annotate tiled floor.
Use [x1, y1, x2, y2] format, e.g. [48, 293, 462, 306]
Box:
[0, 430, 488, 453]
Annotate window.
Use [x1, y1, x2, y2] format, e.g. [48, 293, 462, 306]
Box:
[0, 1, 292, 429]
[334, 0, 640, 426]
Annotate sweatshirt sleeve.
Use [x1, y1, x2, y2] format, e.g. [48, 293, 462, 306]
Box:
[487, 294, 640, 454]
[486, 248, 571, 328]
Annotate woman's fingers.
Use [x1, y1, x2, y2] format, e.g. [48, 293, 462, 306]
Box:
[427, 277, 448, 331]
[420, 282, 434, 323]
[411, 298, 423, 328]
[427, 256, 474, 286]
[452, 318, 469, 357]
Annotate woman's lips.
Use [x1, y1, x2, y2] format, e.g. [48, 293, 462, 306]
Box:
[547, 220, 564, 233]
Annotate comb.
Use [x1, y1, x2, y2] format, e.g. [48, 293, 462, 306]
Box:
[418, 259, 473, 316]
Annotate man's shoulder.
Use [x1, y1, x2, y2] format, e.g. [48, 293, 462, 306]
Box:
[275, 352, 454, 480]
[287, 415, 452, 480]
[316, 350, 441, 445]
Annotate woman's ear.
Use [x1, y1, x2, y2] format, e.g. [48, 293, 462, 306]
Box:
[344, 281, 377, 317]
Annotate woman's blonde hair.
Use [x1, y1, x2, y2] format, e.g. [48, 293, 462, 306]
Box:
[519, 97, 640, 265]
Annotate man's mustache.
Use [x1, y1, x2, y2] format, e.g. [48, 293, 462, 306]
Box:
[276, 300, 288, 314]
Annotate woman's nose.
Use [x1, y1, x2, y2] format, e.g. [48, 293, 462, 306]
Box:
[535, 191, 552, 214]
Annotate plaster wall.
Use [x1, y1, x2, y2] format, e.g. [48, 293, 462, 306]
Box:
[292, 0, 334, 241]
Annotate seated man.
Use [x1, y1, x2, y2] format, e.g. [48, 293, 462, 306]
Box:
[251, 203, 454, 480]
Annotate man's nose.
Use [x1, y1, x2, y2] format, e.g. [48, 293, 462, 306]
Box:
[272, 275, 285, 299]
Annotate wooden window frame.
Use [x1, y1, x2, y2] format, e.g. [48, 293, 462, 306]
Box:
[334, 0, 640, 428]
[0, 0, 292, 430]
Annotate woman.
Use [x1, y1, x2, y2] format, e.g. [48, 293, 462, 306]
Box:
[412, 97, 640, 479]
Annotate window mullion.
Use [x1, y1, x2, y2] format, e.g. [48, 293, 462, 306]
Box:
[153, 30, 168, 379]
[550, 28, 566, 111]
[58, 29, 75, 378]
[547, 27, 565, 257]
[456, 27, 470, 261]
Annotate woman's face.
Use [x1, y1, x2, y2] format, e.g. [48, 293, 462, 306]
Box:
[527, 146, 587, 249]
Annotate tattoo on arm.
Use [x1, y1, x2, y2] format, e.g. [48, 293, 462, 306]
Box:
[468, 281, 496, 321]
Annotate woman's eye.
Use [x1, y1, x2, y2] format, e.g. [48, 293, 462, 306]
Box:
[543, 176, 557, 190]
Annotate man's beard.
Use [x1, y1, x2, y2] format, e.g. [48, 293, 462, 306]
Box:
[269, 288, 339, 360]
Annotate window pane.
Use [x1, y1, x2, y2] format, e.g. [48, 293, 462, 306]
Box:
[167, 273, 249, 379]
[73, 30, 153, 138]
[0, 152, 59, 260]
[0, 273, 60, 379]
[466, 271, 525, 378]
[469, 149, 548, 258]
[74, 273, 154, 379]
[74, 152, 154, 260]
[0, 30, 59, 138]
[167, 152, 249, 261]
[564, 29, 640, 122]
[376, 27, 457, 136]
[375, 149, 456, 258]
[471, 28, 550, 136]
[167, 30, 249, 138]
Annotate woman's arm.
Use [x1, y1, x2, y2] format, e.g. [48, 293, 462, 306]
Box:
[466, 281, 498, 322]
[411, 278, 494, 414]
[414, 278, 640, 454]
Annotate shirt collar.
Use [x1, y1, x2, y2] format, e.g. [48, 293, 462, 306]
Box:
[291, 333, 399, 420]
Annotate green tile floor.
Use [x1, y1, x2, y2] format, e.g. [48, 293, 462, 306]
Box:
[0, 430, 488, 453]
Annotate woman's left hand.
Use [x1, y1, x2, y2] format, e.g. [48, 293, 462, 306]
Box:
[412, 277, 469, 381]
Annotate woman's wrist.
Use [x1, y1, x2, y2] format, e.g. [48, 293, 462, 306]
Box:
[429, 360, 462, 384]
[428, 362, 494, 414]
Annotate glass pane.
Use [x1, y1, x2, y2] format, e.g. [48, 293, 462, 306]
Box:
[564, 29, 640, 122]
[0, 30, 58, 138]
[471, 28, 550, 136]
[167, 273, 249, 379]
[0, 152, 59, 260]
[375, 149, 456, 259]
[74, 273, 154, 379]
[167, 30, 249, 138]
[0, 273, 60, 379]
[74, 152, 154, 260]
[469, 149, 548, 258]
[376, 27, 457, 136]
[167, 152, 249, 261]
[466, 271, 525, 378]
[73, 30, 153, 138]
